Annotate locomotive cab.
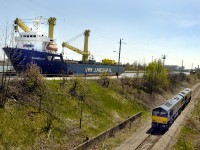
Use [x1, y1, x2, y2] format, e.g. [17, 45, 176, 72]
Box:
[151, 88, 192, 130]
[152, 107, 169, 129]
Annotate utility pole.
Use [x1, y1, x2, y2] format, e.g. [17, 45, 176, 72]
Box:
[162, 54, 166, 66]
[117, 39, 121, 78]
[181, 60, 184, 72]
[117, 38, 125, 78]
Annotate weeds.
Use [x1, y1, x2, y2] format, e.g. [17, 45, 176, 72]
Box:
[0, 63, 199, 149]
[174, 98, 200, 149]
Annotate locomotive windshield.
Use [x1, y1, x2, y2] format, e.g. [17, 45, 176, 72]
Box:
[152, 108, 168, 117]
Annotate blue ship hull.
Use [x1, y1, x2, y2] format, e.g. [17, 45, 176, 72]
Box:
[3, 47, 125, 76]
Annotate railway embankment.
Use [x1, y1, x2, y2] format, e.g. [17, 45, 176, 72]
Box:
[113, 82, 200, 150]
[152, 82, 200, 150]
[0, 65, 200, 149]
[0, 71, 147, 149]
[172, 84, 200, 149]
[74, 112, 142, 150]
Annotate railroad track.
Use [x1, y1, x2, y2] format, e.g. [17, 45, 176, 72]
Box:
[135, 84, 200, 150]
[135, 128, 163, 150]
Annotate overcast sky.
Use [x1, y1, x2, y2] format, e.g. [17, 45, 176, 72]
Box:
[0, 0, 200, 69]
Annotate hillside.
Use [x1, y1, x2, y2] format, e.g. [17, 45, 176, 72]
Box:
[0, 66, 199, 149]
[173, 95, 200, 149]
[0, 76, 147, 149]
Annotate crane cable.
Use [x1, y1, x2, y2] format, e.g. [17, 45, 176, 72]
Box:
[66, 32, 84, 44]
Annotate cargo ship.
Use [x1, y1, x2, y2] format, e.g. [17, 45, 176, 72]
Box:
[3, 17, 125, 76]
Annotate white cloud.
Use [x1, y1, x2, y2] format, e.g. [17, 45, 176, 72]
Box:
[177, 18, 200, 28]
[155, 11, 200, 28]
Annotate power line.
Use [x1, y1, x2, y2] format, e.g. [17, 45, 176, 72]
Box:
[3, 0, 139, 63]
[25, 0, 122, 44]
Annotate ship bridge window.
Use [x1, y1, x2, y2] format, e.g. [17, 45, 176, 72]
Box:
[47, 56, 61, 61]
[33, 35, 36, 37]
[30, 35, 33, 37]
[47, 56, 53, 61]
[54, 56, 61, 61]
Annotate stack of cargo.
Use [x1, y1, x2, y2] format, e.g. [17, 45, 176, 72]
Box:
[102, 58, 116, 65]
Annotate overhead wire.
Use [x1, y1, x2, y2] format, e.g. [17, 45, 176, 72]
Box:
[27, 0, 123, 44]
[26, 0, 125, 58]
[28, 0, 81, 29]
[6, 0, 141, 62]
[66, 32, 84, 43]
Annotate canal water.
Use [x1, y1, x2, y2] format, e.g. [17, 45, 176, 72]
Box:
[121, 71, 190, 78]
[0, 66, 13, 72]
[0, 66, 190, 78]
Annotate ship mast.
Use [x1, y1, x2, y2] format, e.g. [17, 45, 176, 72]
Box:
[48, 17, 56, 39]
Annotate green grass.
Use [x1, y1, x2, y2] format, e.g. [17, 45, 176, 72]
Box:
[0, 103, 46, 149]
[0, 79, 147, 149]
[174, 98, 200, 150]
[174, 126, 194, 150]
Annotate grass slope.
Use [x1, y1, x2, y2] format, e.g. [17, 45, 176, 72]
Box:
[174, 97, 200, 149]
[0, 79, 147, 149]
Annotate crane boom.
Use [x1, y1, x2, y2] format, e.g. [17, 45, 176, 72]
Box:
[14, 18, 31, 32]
[62, 42, 90, 61]
[48, 17, 56, 38]
[62, 30, 90, 62]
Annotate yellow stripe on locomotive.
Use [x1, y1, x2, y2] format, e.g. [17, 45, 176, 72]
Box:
[152, 116, 168, 124]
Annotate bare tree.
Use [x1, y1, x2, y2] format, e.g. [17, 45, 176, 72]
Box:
[69, 77, 90, 129]
[0, 21, 12, 107]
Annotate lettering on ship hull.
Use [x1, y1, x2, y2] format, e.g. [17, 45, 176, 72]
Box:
[85, 68, 112, 73]
[32, 57, 45, 60]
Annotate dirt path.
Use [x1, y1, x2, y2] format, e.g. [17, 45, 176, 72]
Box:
[115, 83, 200, 150]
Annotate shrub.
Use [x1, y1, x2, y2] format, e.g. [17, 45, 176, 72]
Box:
[97, 72, 110, 88]
[144, 60, 168, 93]
[20, 64, 45, 92]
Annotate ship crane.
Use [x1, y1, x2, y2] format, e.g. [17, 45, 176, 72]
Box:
[46, 17, 58, 51]
[48, 17, 56, 38]
[62, 30, 90, 62]
[14, 18, 31, 32]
